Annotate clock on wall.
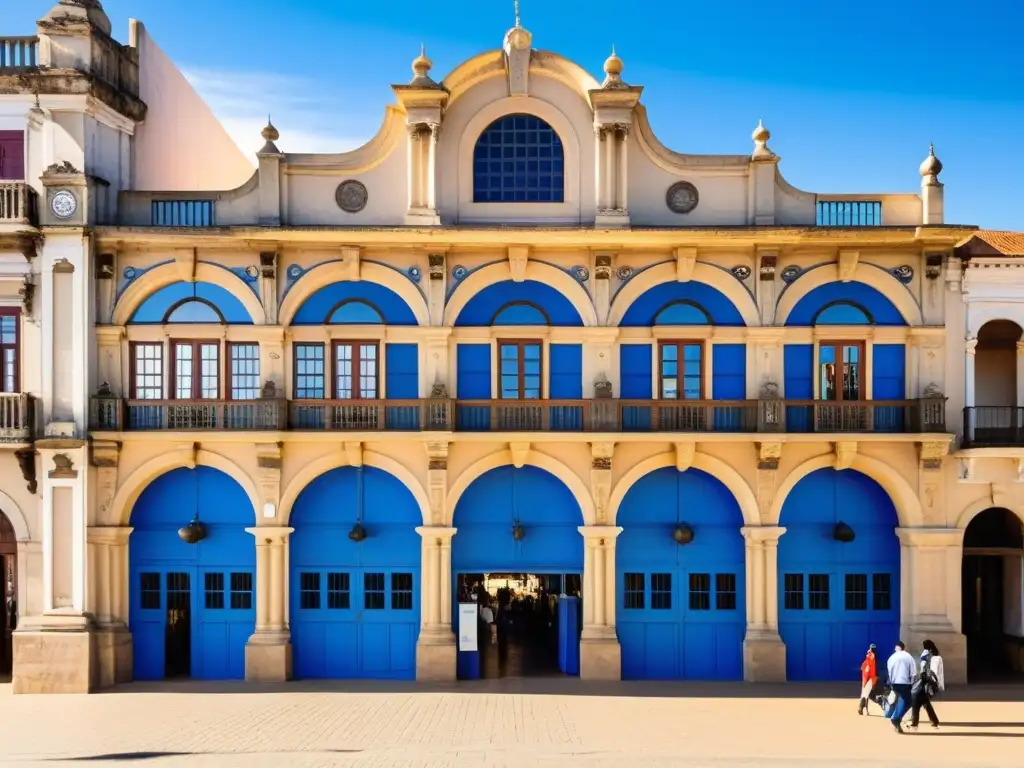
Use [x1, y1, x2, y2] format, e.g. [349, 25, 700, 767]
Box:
[50, 189, 77, 220]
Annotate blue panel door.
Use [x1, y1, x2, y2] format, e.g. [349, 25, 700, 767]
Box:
[616, 468, 746, 681]
[456, 343, 492, 430]
[783, 344, 813, 432]
[620, 344, 653, 430]
[778, 468, 901, 681]
[385, 343, 421, 429]
[872, 344, 906, 431]
[711, 343, 747, 430]
[291, 567, 418, 679]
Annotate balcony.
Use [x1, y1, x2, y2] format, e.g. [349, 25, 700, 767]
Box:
[962, 407, 1024, 448]
[0, 183, 38, 227]
[91, 395, 946, 435]
[814, 195, 923, 227]
[0, 393, 33, 442]
[0, 37, 38, 72]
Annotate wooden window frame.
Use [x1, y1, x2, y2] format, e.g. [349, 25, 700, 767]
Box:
[817, 340, 866, 402]
[0, 307, 20, 393]
[226, 342, 260, 401]
[331, 340, 380, 400]
[129, 341, 164, 400]
[292, 342, 327, 400]
[657, 340, 705, 401]
[497, 339, 544, 400]
[170, 339, 221, 401]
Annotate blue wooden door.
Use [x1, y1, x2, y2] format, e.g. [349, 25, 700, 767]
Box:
[617, 467, 746, 681]
[778, 468, 901, 681]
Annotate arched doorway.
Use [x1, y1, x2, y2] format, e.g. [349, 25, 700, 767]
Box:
[778, 468, 901, 681]
[616, 467, 746, 680]
[451, 465, 584, 679]
[129, 467, 256, 680]
[0, 514, 17, 677]
[289, 466, 421, 680]
[967, 320, 1022, 446]
[962, 507, 1024, 681]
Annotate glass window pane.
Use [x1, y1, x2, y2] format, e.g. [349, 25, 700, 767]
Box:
[294, 344, 325, 399]
[472, 115, 565, 204]
[229, 344, 260, 400]
[133, 344, 163, 400]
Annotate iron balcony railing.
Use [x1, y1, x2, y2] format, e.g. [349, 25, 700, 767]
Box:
[963, 406, 1024, 448]
[91, 395, 946, 434]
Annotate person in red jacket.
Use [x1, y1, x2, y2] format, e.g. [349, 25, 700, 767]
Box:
[859, 643, 878, 715]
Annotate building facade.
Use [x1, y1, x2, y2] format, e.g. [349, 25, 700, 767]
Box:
[2, 0, 1021, 693]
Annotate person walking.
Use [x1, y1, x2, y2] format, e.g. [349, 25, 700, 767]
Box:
[886, 641, 916, 733]
[909, 640, 944, 730]
[858, 644, 878, 715]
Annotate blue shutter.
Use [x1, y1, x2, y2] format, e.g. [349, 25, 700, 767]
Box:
[549, 344, 583, 399]
[872, 344, 906, 431]
[456, 344, 492, 430]
[620, 344, 653, 430]
[712, 344, 747, 431]
[784, 344, 814, 432]
[385, 344, 418, 398]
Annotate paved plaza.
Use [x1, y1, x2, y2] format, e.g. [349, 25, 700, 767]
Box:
[0, 680, 1021, 767]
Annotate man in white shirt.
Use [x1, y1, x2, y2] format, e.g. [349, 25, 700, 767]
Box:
[886, 641, 916, 733]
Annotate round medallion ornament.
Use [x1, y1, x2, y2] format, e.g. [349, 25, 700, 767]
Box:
[616, 266, 633, 281]
[892, 265, 914, 284]
[731, 265, 752, 280]
[572, 265, 590, 282]
[665, 181, 699, 214]
[451, 265, 468, 281]
[335, 180, 368, 213]
[50, 189, 77, 220]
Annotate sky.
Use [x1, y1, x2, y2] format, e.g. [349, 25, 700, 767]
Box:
[9, 0, 1023, 229]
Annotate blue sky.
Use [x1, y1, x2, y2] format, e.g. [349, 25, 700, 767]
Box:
[11, 1, 1022, 228]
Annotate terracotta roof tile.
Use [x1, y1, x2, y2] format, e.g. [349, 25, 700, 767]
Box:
[956, 230, 1024, 257]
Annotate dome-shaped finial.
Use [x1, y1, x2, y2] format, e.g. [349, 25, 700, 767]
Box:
[920, 143, 943, 179]
[412, 44, 432, 79]
[751, 119, 774, 159]
[261, 115, 280, 143]
[602, 45, 626, 88]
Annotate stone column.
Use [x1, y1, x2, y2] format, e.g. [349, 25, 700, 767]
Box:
[244, 526, 294, 682]
[964, 336, 977, 409]
[86, 526, 133, 687]
[1016, 341, 1024, 407]
[415, 526, 457, 681]
[740, 525, 787, 682]
[895, 527, 966, 684]
[578, 525, 623, 680]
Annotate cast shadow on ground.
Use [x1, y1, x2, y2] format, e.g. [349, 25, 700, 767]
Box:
[49, 750, 362, 762]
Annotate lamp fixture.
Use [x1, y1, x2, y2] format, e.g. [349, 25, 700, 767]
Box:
[672, 523, 695, 545]
[512, 520, 525, 541]
[348, 523, 368, 542]
[177, 514, 207, 544]
[832, 521, 856, 543]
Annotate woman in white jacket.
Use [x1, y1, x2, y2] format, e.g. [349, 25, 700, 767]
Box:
[908, 639, 944, 729]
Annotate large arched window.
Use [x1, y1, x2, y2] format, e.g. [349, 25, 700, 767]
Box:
[473, 114, 564, 203]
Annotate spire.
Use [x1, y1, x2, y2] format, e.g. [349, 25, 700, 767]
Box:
[259, 116, 281, 154]
[514, 0, 521, 27]
[751, 119, 775, 160]
[410, 44, 439, 88]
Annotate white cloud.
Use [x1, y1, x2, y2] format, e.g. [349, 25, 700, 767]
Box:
[182, 68, 376, 159]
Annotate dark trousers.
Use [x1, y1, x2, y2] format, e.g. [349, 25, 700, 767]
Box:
[889, 683, 913, 723]
[910, 691, 938, 726]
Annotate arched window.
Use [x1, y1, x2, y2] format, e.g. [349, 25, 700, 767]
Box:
[327, 300, 384, 325]
[813, 301, 873, 325]
[473, 114, 565, 203]
[653, 300, 712, 325]
[164, 299, 224, 324]
[491, 302, 550, 326]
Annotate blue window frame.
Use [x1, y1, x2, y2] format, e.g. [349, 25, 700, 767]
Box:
[473, 114, 565, 203]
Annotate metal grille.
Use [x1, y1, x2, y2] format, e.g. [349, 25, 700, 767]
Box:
[688, 573, 711, 611]
[327, 572, 350, 609]
[473, 114, 565, 203]
[391, 572, 413, 611]
[784, 573, 804, 610]
[230, 572, 252, 610]
[140, 572, 160, 610]
[300, 572, 321, 609]
[622, 573, 644, 609]
[816, 200, 882, 226]
[364, 572, 385, 610]
[152, 200, 214, 226]
[845, 573, 868, 611]
[873, 573, 892, 611]
[715, 573, 737, 610]
[650, 573, 672, 610]
[204, 572, 224, 610]
[808, 573, 830, 610]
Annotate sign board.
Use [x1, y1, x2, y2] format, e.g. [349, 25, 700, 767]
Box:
[457, 603, 478, 652]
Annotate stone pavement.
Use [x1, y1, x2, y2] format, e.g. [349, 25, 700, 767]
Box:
[0, 680, 1022, 767]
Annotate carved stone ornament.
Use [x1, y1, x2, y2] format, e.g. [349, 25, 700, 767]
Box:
[428, 458, 447, 471]
[756, 442, 782, 471]
[44, 160, 80, 176]
[259, 252, 277, 279]
[665, 181, 699, 214]
[760, 380, 780, 399]
[261, 380, 278, 399]
[594, 254, 612, 280]
[428, 254, 445, 281]
[14, 448, 37, 494]
[335, 180, 368, 213]
[759, 254, 777, 281]
[49, 453, 77, 479]
[593, 375, 613, 399]
[918, 441, 948, 471]
[922, 382, 944, 399]
[925, 253, 944, 280]
[429, 377, 449, 399]
[592, 456, 612, 471]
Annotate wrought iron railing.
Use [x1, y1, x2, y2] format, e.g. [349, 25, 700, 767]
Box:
[151, 199, 214, 227]
[90, 398, 286, 431]
[963, 406, 1024, 448]
[288, 399, 452, 431]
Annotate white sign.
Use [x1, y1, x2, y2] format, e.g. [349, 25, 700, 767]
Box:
[457, 603, 478, 652]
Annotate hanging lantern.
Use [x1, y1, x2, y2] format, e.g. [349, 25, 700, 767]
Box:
[672, 523, 695, 545]
[177, 515, 207, 544]
[348, 523, 368, 542]
[832, 521, 856, 543]
[512, 521, 525, 541]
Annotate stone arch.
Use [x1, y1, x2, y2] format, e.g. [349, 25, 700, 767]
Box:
[955, 498, 1024, 531]
[769, 452, 923, 528]
[109, 449, 261, 527]
[279, 450, 431, 526]
[775, 263, 922, 326]
[0, 490, 31, 541]
[607, 451, 759, 527]
[444, 261, 598, 327]
[113, 263, 265, 326]
[278, 262, 430, 326]
[445, 448, 596, 526]
[968, 307, 1024, 338]
[607, 263, 759, 327]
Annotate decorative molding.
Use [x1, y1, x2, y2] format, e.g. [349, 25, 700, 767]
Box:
[925, 253, 944, 280]
[339, 246, 361, 282]
[837, 249, 859, 282]
[594, 254, 612, 280]
[756, 442, 782, 471]
[90, 440, 121, 468]
[571, 265, 590, 282]
[451, 264, 468, 281]
[14, 448, 37, 494]
[255, 442, 283, 470]
[675, 246, 697, 283]
[674, 441, 696, 473]
[259, 251, 277, 280]
[759, 254, 777, 281]
[343, 441, 363, 468]
[917, 441, 948, 471]
[833, 441, 857, 471]
[509, 441, 531, 469]
[780, 265, 801, 283]
[892, 264, 914, 284]
[508, 246, 529, 283]
[615, 265, 633, 281]
[428, 254, 445, 281]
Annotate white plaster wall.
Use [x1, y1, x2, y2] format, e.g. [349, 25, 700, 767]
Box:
[130, 21, 254, 192]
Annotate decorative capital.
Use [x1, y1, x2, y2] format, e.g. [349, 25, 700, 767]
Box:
[759, 253, 777, 281]
[833, 441, 857, 471]
[740, 525, 786, 543]
[90, 439, 121, 468]
[509, 441, 531, 469]
[49, 453, 77, 479]
[756, 442, 782, 470]
[965, 335, 978, 354]
[674, 441, 696, 473]
[255, 442, 283, 470]
[259, 251, 278, 279]
[428, 253, 445, 280]
[425, 440, 450, 471]
[917, 440, 948, 471]
[594, 253, 612, 280]
[590, 441, 614, 470]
